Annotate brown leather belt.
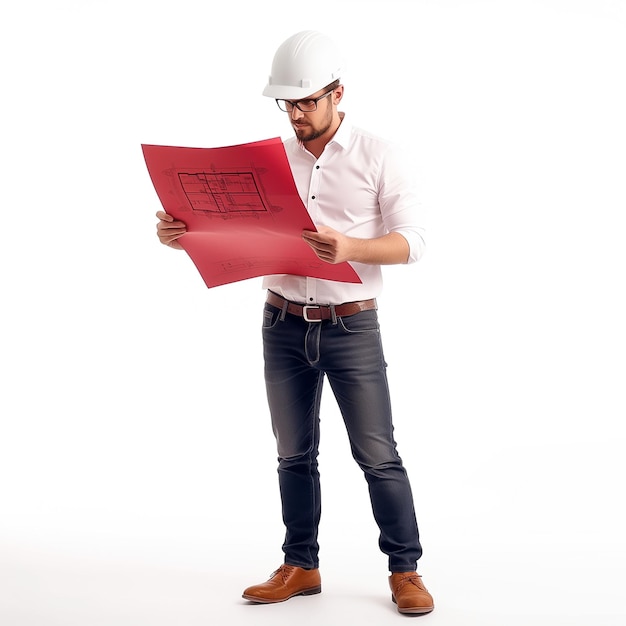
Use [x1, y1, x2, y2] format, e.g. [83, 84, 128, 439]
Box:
[266, 291, 377, 322]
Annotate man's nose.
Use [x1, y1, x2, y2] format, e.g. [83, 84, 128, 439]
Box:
[290, 105, 304, 120]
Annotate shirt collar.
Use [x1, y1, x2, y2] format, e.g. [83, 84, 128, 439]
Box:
[330, 112, 351, 149]
[296, 112, 352, 154]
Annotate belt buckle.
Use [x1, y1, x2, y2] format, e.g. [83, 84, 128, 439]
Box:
[302, 305, 322, 322]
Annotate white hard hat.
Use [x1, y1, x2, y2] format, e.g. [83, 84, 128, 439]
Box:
[262, 30, 343, 99]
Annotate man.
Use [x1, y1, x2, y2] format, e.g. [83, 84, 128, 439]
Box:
[156, 30, 434, 615]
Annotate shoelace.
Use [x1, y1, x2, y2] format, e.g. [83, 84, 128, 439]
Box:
[271, 564, 295, 583]
[394, 573, 424, 591]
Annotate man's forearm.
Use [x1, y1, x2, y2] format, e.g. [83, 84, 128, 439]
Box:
[347, 231, 410, 265]
[302, 227, 410, 265]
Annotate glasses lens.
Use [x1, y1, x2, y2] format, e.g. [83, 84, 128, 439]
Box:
[275, 99, 318, 112]
[297, 100, 316, 112]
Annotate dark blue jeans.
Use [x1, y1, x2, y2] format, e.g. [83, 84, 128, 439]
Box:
[262, 298, 422, 573]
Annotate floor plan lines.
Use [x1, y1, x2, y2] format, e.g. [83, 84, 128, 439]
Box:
[178, 170, 268, 215]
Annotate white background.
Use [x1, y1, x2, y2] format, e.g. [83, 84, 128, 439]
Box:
[1, 1, 625, 624]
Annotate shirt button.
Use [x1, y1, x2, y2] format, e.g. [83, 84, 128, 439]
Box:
[315, 165, 320, 169]
[311, 195, 316, 200]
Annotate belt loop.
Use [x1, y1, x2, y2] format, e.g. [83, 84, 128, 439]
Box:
[330, 304, 337, 325]
[279, 299, 289, 322]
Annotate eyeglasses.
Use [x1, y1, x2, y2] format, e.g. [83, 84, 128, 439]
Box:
[275, 88, 335, 113]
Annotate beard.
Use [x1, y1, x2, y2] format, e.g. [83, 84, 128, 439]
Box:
[293, 103, 333, 143]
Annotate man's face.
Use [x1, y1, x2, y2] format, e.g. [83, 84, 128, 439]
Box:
[286, 87, 335, 143]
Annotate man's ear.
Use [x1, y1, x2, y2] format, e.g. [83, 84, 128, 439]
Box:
[333, 85, 345, 104]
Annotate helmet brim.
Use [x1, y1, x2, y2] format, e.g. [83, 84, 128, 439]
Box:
[262, 82, 335, 100]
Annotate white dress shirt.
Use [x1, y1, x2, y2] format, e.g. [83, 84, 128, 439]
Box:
[262, 114, 425, 305]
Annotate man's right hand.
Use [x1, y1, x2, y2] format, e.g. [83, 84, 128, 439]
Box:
[156, 211, 187, 249]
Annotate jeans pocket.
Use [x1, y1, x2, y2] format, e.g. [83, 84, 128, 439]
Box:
[262, 304, 282, 330]
[338, 309, 380, 334]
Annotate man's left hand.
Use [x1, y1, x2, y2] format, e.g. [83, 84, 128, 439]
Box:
[302, 226, 353, 264]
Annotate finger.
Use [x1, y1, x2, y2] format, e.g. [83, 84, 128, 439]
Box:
[306, 239, 333, 254]
[161, 234, 184, 244]
[157, 220, 186, 230]
[158, 233, 186, 248]
[302, 231, 330, 246]
[303, 239, 322, 254]
[304, 237, 336, 261]
[157, 220, 186, 232]
[158, 235, 184, 249]
[156, 210, 173, 221]
[157, 219, 185, 236]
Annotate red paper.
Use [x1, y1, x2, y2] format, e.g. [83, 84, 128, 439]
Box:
[142, 139, 361, 288]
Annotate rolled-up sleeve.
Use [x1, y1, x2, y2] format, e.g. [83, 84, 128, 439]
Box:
[378, 143, 426, 264]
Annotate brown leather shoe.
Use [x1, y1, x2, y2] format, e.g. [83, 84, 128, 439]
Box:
[242, 564, 321, 603]
[389, 572, 434, 614]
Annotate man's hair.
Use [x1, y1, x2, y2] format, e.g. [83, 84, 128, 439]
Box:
[324, 79, 341, 92]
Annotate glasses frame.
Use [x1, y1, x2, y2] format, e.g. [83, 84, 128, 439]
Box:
[275, 88, 336, 113]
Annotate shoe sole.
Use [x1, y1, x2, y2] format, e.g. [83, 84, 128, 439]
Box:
[392, 594, 434, 614]
[242, 586, 322, 604]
